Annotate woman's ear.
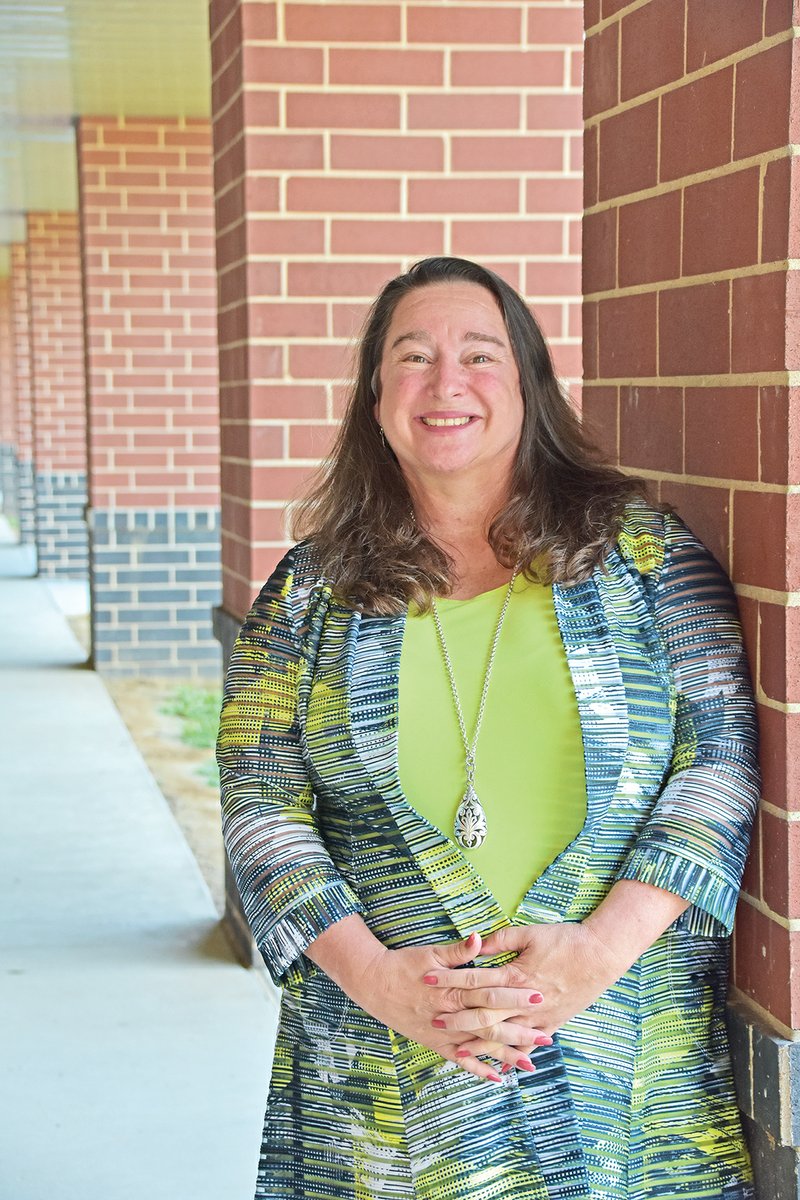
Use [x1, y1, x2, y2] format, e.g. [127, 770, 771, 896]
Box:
[371, 366, 382, 423]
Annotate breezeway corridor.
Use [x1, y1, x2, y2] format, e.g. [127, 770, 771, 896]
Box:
[0, 528, 278, 1200]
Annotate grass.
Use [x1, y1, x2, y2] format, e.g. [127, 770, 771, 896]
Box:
[160, 685, 222, 788]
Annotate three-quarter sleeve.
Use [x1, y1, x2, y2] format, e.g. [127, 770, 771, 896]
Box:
[616, 512, 761, 935]
[216, 548, 364, 986]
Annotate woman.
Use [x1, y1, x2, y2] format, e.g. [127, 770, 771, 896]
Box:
[217, 256, 759, 1200]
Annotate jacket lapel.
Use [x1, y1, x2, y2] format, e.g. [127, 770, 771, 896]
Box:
[341, 608, 510, 938]
[551, 572, 629, 832]
[510, 572, 628, 925]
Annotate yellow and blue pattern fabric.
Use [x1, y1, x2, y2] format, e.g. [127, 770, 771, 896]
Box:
[217, 502, 760, 1200]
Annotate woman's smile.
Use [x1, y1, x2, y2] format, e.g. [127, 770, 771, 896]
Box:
[418, 412, 478, 429]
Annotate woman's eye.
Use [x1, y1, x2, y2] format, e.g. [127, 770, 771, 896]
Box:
[404, 354, 429, 364]
[470, 353, 491, 364]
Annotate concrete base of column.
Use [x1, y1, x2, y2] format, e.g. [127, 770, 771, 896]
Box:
[728, 999, 800, 1197]
[90, 507, 221, 676]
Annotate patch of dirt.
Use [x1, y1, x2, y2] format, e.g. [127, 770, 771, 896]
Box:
[105, 677, 225, 915]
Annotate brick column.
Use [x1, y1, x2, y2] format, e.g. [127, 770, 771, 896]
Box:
[10, 243, 36, 546]
[209, 0, 584, 956]
[209, 0, 585, 627]
[583, 2, 799, 1189]
[25, 213, 89, 577]
[77, 116, 221, 676]
[0, 273, 18, 532]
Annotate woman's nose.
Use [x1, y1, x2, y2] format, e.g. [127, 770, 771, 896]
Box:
[430, 356, 465, 398]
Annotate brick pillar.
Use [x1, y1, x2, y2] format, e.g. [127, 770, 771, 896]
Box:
[77, 116, 221, 676]
[10, 243, 36, 546]
[0, 273, 18, 533]
[26, 212, 89, 578]
[210, 0, 584, 626]
[209, 0, 584, 957]
[584, 2, 799, 1190]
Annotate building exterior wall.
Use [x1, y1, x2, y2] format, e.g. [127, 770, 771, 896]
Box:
[25, 212, 89, 578]
[77, 116, 221, 675]
[210, 0, 585, 626]
[583, 0, 800, 1190]
[0, 274, 18, 533]
[10, 242, 36, 546]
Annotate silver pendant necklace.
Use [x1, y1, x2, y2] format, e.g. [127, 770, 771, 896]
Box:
[430, 565, 520, 850]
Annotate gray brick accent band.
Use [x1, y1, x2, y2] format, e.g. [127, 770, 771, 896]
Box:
[16, 458, 36, 543]
[35, 469, 88, 576]
[90, 506, 221, 677]
[728, 1000, 800, 1197]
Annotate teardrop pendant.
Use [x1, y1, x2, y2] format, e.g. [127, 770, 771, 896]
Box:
[454, 786, 487, 849]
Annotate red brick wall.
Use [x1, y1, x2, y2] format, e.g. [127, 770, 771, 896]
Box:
[76, 116, 221, 673]
[24, 212, 88, 575]
[26, 213, 86, 478]
[77, 117, 219, 511]
[0, 275, 16, 516]
[10, 243, 31, 450]
[0, 276, 13, 432]
[10, 242, 36, 543]
[583, 1, 796, 1033]
[210, 0, 585, 620]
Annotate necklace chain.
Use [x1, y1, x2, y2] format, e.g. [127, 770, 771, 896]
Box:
[430, 564, 520, 848]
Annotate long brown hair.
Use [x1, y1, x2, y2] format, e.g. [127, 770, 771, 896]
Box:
[291, 256, 648, 614]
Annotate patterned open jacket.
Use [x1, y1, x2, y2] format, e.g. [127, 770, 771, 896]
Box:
[217, 502, 760, 1200]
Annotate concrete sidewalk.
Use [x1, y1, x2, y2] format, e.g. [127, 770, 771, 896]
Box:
[0, 539, 278, 1200]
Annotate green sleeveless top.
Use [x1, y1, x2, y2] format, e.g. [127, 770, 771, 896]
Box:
[398, 576, 587, 917]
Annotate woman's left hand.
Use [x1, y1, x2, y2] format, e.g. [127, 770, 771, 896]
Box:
[423, 921, 625, 1057]
[423, 882, 690, 1067]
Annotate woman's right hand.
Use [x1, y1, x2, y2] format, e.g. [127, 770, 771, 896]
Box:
[337, 929, 550, 1082]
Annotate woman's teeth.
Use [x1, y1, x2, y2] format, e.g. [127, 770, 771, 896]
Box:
[421, 416, 471, 427]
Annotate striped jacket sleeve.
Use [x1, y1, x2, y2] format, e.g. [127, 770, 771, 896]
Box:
[216, 547, 364, 986]
[616, 510, 761, 935]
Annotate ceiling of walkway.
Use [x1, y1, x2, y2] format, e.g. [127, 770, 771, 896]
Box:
[0, 0, 212, 266]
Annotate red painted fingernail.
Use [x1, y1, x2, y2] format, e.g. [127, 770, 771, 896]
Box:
[500, 1063, 512, 1074]
[534, 1035, 553, 1047]
[488, 1072, 503, 1083]
[423, 974, 438, 985]
[529, 994, 543, 1004]
[455, 1049, 470, 1058]
[431, 1018, 446, 1029]
[516, 1056, 535, 1072]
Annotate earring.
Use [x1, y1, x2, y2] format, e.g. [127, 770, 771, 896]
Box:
[379, 425, 386, 449]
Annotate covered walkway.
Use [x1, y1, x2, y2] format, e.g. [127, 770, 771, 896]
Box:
[0, 526, 278, 1200]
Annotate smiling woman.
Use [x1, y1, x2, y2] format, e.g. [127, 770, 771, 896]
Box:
[373, 280, 524, 558]
[217, 257, 760, 1200]
[292, 256, 648, 613]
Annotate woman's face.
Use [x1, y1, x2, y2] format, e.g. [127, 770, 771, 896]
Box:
[374, 281, 524, 492]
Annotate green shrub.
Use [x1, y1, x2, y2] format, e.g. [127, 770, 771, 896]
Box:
[161, 685, 222, 749]
[161, 686, 222, 788]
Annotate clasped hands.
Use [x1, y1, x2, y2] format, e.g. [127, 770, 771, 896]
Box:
[357, 922, 624, 1084]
